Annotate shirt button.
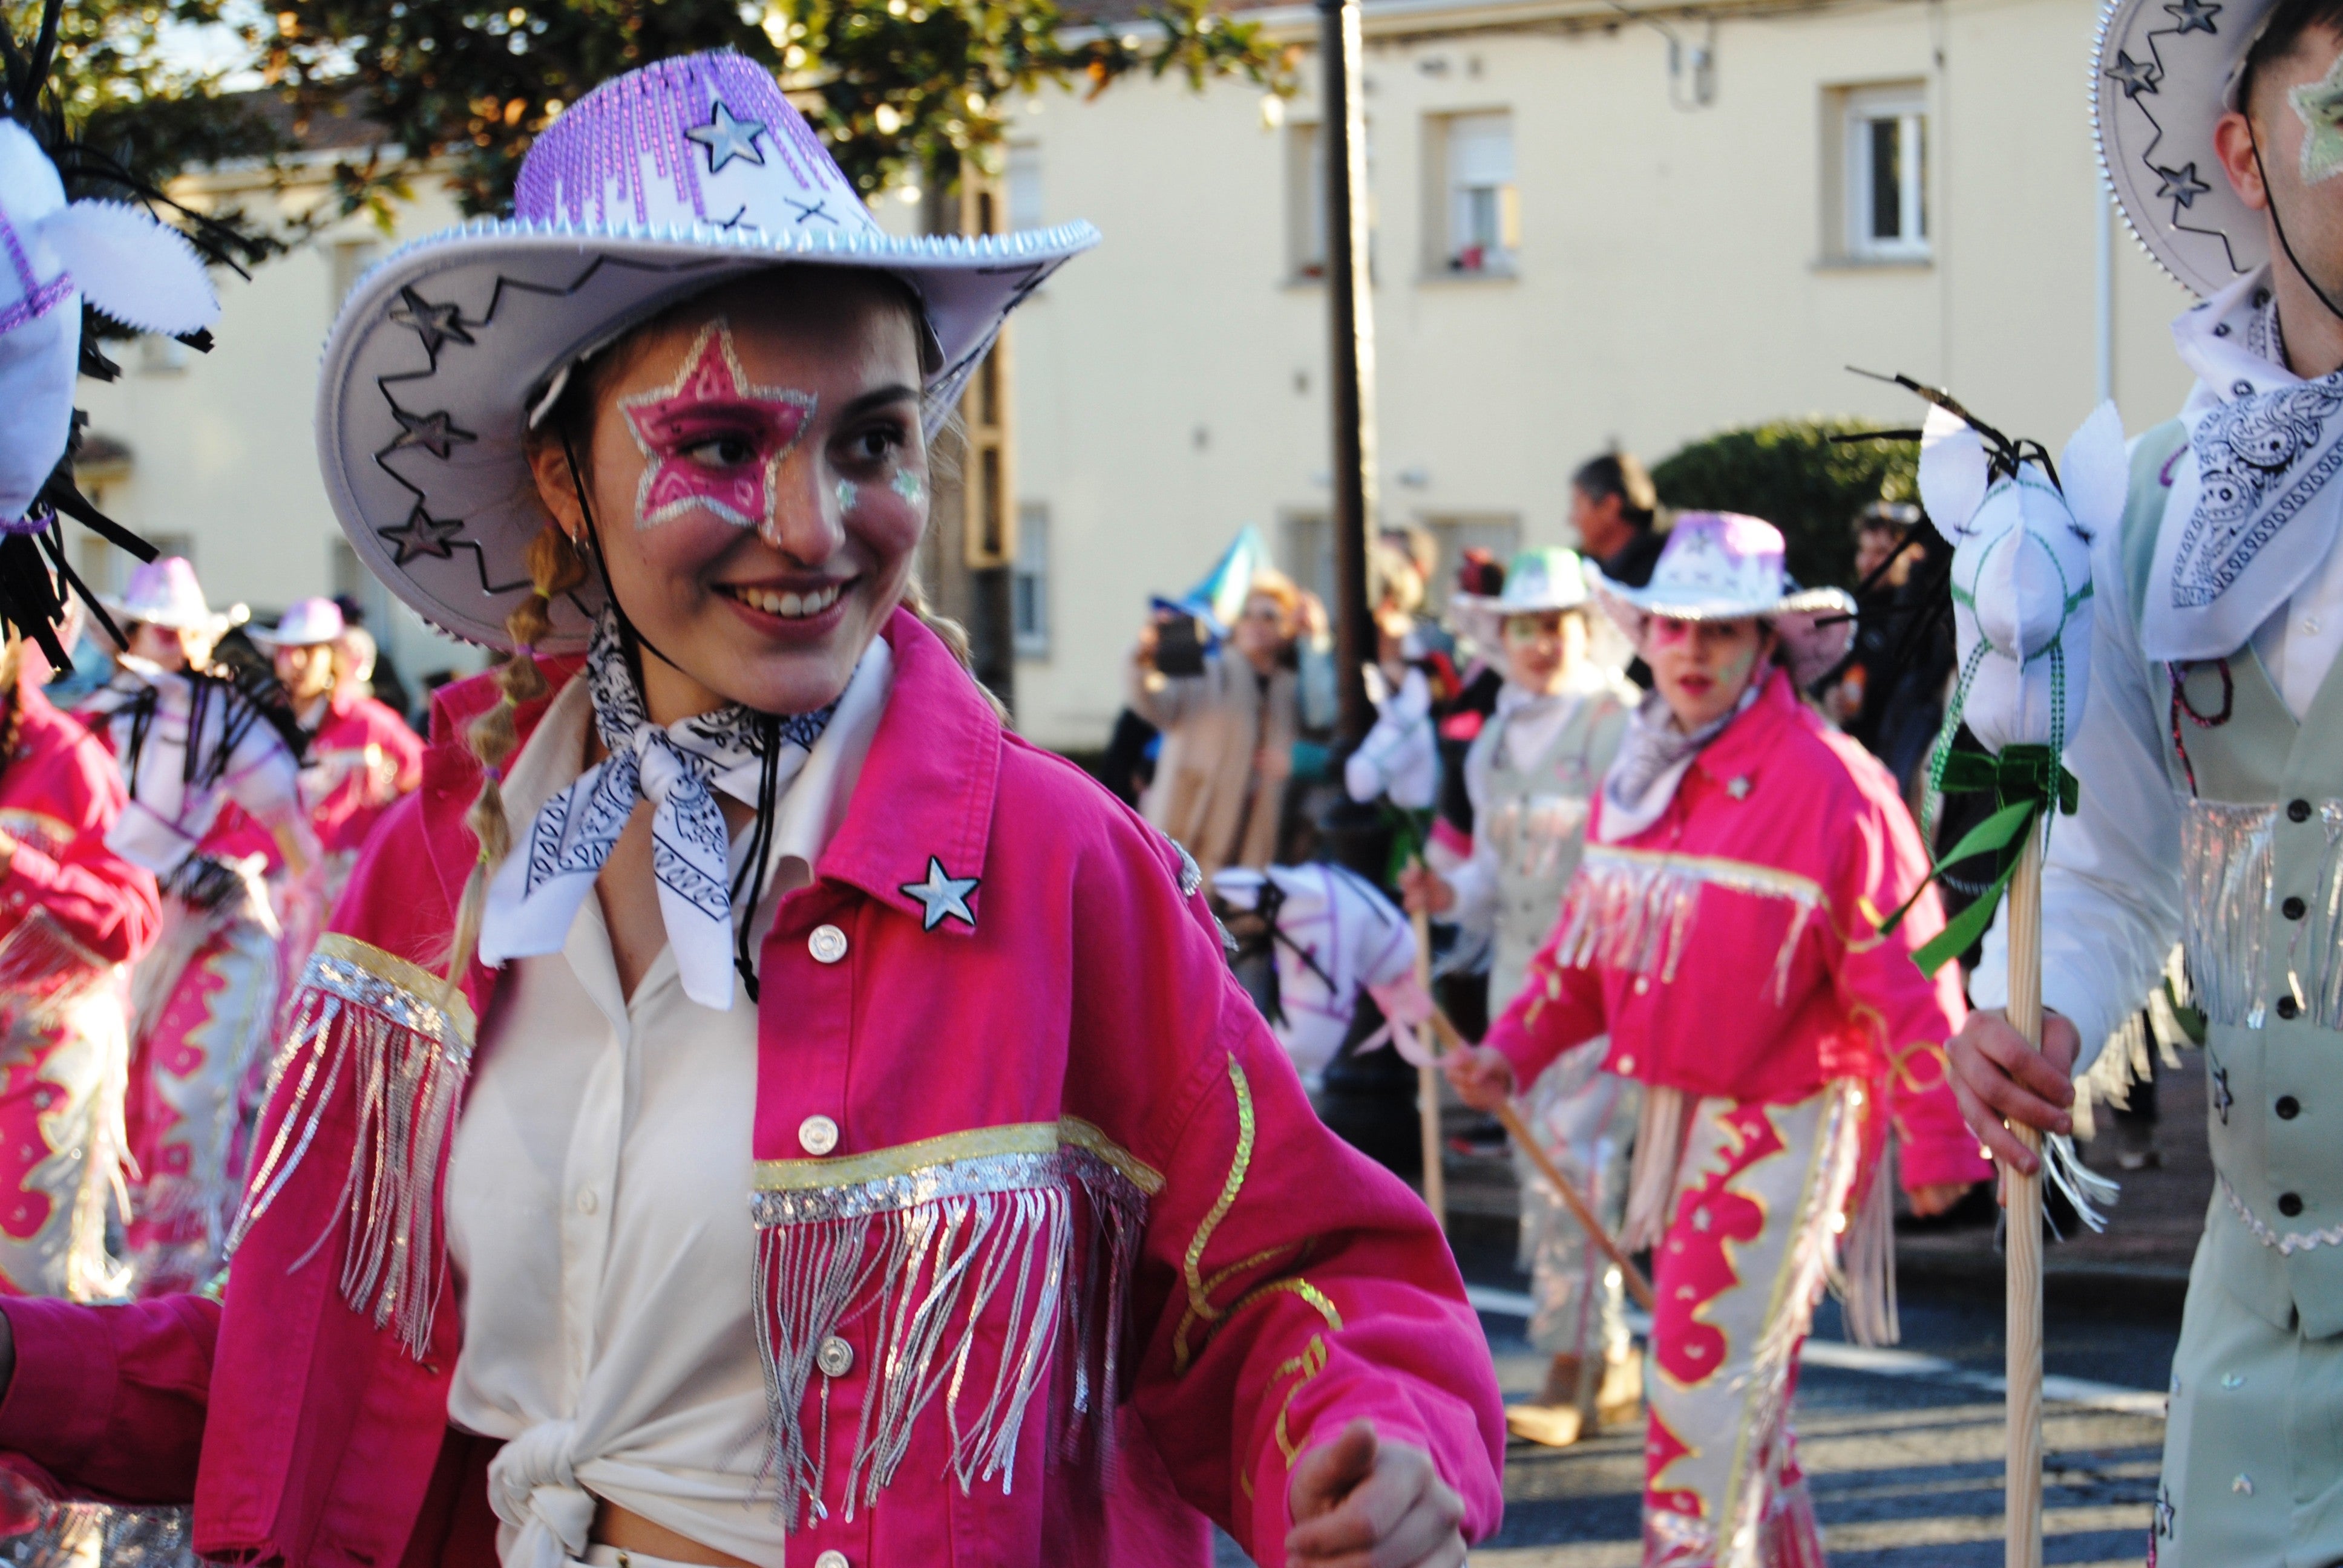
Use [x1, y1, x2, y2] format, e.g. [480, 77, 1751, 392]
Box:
[2278, 995, 2301, 1020]
[2284, 895, 2309, 921]
[799, 1114, 840, 1155]
[576, 1189, 598, 1215]
[2290, 798, 2313, 823]
[818, 1335, 856, 1377]
[814, 1553, 850, 1568]
[2277, 1096, 2301, 1120]
[1633, 976, 1650, 995]
[2279, 1192, 2305, 1218]
[808, 924, 848, 964]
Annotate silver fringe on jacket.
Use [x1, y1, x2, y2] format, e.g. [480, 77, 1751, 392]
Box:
[1549, 845, 1823, 1004]
[749, 1123, 1158, 1530]
[2180, 797, 2343, 1030]
[227, 933, 475, 1361]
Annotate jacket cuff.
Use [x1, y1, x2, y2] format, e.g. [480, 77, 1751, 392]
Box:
[0, 1296, 114, 1474]
[0, 842, 60, 900]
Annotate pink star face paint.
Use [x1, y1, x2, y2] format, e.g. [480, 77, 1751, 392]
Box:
[620, 318, 819, 533]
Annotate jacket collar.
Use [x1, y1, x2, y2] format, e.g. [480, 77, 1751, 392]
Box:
[1689, 667, 1800, 786]
[418, 613, 1003, 948]
[813, 607, 1002, 935]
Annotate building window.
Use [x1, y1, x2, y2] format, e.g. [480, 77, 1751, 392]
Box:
[1282, 512, 1335, 610]
[1437, 111, 1517, 275]
[1289, 122, 1328, 279]
[1006, 145, 1044, 232]
[1012, 505, 1050, 658]
[1289, 120, 1375, 283]
[1843, 87, 1928, 261]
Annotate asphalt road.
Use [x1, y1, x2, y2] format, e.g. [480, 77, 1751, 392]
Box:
[1217, 1228, 2180, 1567]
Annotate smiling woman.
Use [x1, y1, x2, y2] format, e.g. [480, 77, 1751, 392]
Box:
[0, 48, 1504, 1568]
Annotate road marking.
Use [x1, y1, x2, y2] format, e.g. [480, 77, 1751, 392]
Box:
[1466, 1284, 2166, 1417]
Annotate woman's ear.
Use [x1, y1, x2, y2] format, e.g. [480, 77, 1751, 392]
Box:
[525, 429, 590, 543]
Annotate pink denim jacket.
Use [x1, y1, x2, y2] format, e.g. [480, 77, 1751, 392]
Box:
[1484, 669, 1990, 1192]
[0, 609, 1503, 1567]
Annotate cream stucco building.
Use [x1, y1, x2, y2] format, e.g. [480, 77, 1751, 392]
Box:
[79, 0, 2197, 744]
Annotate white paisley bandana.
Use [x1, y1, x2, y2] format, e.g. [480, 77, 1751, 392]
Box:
[1594, 681, 1757, 844]
[479, 609, 835, 1008]
[2147, 265, 2343, 661]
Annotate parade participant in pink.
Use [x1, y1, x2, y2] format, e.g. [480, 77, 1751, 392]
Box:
[255, 597, 423, 877]
[76, 557, 312, 1296]
[1447, 514, 1988, 1568]
[0, 634, 159, 1301]
[0, 54, 1501, 1568]
[251, 596, 423, 1011]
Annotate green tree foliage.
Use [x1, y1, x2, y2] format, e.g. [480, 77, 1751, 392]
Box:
[1650, 418, 1919, 592]
[3, 0, 307, 265]
[254, 0, 1294, 216]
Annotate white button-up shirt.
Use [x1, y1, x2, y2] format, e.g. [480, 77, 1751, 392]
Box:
[444, 641, 892, 1568]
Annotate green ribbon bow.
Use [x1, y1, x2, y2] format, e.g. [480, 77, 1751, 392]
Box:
[1882, 741, 2078, 976]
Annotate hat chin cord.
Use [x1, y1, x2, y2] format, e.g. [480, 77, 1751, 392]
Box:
[557, 425, 785, 1001]
[2250, 126, 2343, 328]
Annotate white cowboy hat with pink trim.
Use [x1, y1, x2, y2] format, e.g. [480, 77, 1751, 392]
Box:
[315, 50, 1096, 653]
[97, 556, 241, 635]
[249, 596, 346, 648]
[1596, 512, 1856, 685]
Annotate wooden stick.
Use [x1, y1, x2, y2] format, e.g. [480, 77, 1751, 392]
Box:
[1493, 1098, 1658, 1315]
[1424, 1008, 1656, 1315]
[2004, 829, 2045, 1568]
[1409, 886, 1446, 1230]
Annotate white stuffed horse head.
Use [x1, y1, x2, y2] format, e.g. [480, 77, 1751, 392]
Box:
[1211, 863, 1421, 1091]
[1918, 399, 2128, 753]
[0, 120, 219, 528]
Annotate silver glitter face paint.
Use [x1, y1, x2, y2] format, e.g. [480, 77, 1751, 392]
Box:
[836, 479, 858, 514]
[891, 469, 925, 507]
[2293, 51, 2343, 185]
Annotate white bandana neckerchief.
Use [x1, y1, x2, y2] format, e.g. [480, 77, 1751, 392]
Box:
[478, 609, 836, 1008]
[2148, 265, 2343, 661]
[1594, 679, 1759, 844]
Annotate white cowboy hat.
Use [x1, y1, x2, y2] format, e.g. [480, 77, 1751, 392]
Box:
[98, 556, 240, 634]
[2094, 0, 2280, 300]
[248, 596, 346, 648]
[1450, 545, 1593, 653]
[315, 50, 1098, 653]
[1594, 512, 1856, 685]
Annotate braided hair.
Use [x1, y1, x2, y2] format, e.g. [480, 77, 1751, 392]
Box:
[442, 525, 588, 986]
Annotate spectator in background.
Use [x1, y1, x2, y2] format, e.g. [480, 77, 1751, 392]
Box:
[1568, 451, 1662, 581]
[1131, 571, 1304, 878]
[1829, 501, 1953, 795]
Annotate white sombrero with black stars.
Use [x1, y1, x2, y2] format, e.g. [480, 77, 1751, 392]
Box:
[315, 50, 1097, 652]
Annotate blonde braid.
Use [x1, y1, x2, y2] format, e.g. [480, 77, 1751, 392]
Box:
[444, 526, 589, 984]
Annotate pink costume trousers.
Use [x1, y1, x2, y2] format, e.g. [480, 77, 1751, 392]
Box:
[121, 889, 280, 1296]
[1642, 1082, 1866, 1568]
